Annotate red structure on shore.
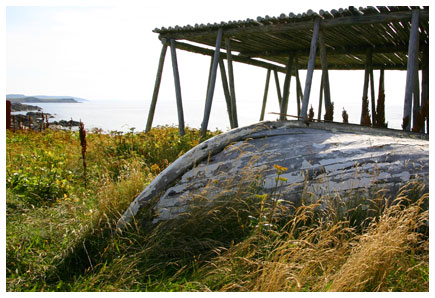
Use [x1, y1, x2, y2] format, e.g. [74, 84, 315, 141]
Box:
[6, 100, 11, 130]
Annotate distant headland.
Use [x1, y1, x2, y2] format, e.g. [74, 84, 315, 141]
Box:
[6, 94, 89, 131]
[6, 94, 89, 103]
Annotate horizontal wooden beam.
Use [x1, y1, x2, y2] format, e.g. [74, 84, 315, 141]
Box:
[238, 43, 413, 58]
[173, 40, 287, 73]
[158, 10, 428, 41]
[317, 63, 409, 70]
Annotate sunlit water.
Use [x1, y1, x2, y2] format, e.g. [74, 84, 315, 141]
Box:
[13, 97, 404, 133]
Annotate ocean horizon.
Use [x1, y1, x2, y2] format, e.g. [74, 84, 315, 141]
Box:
[11, 97, 405, 133]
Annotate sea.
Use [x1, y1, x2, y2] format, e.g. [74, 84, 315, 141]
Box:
[12, 98, 405, 133]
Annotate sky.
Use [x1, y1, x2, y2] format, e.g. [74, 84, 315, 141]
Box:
[5, 0, 346, 101]
[3, 0, 430, 129]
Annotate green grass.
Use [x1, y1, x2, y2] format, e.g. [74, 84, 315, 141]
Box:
[6, 127, 428, 292]
[6, 126, 220, 291]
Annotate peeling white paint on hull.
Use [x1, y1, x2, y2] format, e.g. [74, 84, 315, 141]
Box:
[117, 121, 428, 230]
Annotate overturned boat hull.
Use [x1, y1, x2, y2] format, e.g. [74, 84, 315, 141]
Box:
[118, 121, 428, 229]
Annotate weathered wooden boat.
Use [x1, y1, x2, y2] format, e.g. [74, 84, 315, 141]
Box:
[117, 121, 428, 230]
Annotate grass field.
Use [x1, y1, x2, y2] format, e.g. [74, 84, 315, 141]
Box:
[6, 127, 428, 291]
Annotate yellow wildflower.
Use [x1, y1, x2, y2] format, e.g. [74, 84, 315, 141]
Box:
[273, 164, 288, 172]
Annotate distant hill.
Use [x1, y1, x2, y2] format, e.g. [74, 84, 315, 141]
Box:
[10, 102, 42, 112]
[7, 97, 78, 103]
[6, 94, 89, 103]
[32, 95, 89, 102]
[6, 94, 26, 99]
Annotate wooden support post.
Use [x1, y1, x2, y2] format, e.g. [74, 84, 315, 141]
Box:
[146, 39, 168, 132]
[318, 29, 331, 111]
[280, 54, 294, 120]
[403, 9, 420, 131]
[218, 57, 235, 128]
[205, 55, 214, 100]
[412, 34, 421, 131]
[376, 68, 386, 127]
[300, 18, 320, 120]
[378, 69, 385, 94]
[295, 56, 302, 116]
[226, 37, 238, 128]
[200, 28, 223, 138]
[421, 46, 429, 133]
[318, 77, 324, 121]
[260, 69, 271, 121]
[169, 39, 185, 136]
[369, 64, 376, 126]
[360, 48, 371, 124]
[273, 69, 283, 106]
[412, 60, 421, 130]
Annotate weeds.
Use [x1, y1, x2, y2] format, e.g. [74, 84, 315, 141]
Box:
[79, 121, 87, 187]
[195, 180, 428, 292]
[308, 105, 315, 122]
[361, 96, 371, 126]
[412, 101, 429, 133]
[374, 83, 387, 128]
[6, 126, 219, 291]
[342, 108, 349, 123]
[6, 127, 428, 292]
[324, 102, 334, 122]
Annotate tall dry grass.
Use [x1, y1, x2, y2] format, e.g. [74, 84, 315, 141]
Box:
[115, 143, 429, 292]
[329, 194, 428, 291]
[187, 180, 428, 292]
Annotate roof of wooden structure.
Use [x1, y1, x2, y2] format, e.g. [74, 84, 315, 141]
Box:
[154, 6, 429, 71]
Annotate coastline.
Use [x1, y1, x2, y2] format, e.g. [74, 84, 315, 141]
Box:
[7, 101, 81, 131]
